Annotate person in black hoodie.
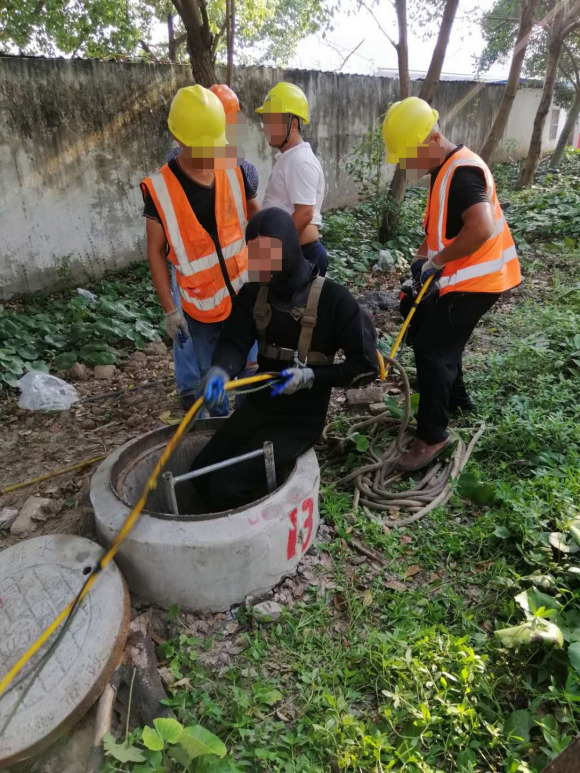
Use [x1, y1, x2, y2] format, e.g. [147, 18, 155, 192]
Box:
[189, 207, 379, 512]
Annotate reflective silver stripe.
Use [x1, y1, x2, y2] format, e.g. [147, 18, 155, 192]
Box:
[436, 158, 496, 251]
[226, 168, 247, 231]
[148, 171, 195, 277]
[222, 237, 246, 260]
[174, 251, 220, 277]
[179, 269, 248, 311]
[491, 215, 505, 239]
[438, 244, 518, 288]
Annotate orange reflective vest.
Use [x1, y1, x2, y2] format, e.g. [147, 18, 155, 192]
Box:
[424, 146, 521, 295]
[142, 165, 248, 323]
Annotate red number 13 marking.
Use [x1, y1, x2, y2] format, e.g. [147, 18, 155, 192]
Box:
[286, 498, 315, 560]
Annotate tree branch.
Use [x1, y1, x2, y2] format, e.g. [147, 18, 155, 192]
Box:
[335, 38, 365, 71]
[174, 32, 187, 47]
[561, 0, 580, 38]
[562, 40, 580, 84]
[210, 16, 227, 58]
[360, 0, 398, 50]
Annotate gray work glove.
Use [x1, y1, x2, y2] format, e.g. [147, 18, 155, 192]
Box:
[271, 367, 314, 397]
[164, 308, 190, 343]
[420, 258, 444, 283]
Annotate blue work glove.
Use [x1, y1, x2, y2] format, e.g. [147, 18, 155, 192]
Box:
[271, 367, 315, 397]
[411, 258, 427, 285]
[420, 258, 443, 283]
[201, 366, 229, 410]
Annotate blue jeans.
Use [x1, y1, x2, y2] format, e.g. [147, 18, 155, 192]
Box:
[301, 240, 328, 276]
[171, 268, 257, 416]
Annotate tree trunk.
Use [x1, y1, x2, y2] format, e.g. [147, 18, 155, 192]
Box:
[168, 13, 176, 62]
[395, 0, 410, 99]
[550, 87, 580, 167]
[378, 0, 409, 242]
[173, 0, 218, 86]
[480, 0, 541, 162]
[516, 5, 565, 188]
[226, 0, 234, 87]
[379, 0, 459, 242]
[419, 0, 460, 104]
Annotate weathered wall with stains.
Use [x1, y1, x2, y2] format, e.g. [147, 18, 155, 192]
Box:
[0, 57, 567, 298]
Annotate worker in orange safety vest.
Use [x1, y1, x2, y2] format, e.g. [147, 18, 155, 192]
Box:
[383, 97, 521, 472]
[141, 85, 259, 415]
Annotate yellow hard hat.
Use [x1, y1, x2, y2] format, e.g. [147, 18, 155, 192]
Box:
[256, 82, 309, 124]
[168, 85, 227, 148]
[382, 97, 439, 164]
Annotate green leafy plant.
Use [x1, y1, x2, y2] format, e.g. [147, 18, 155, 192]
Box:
[0, 263, 162, 389]
[103, 718, 237, 772]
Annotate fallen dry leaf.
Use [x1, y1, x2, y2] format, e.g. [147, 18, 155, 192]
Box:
[400, 535, 413, 544]
[384, 580, 406, 592]
[405, 565, 421, 578]
[363, 588, 373, 607]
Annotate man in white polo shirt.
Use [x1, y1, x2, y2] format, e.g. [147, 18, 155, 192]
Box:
[256, 82, 328, 275]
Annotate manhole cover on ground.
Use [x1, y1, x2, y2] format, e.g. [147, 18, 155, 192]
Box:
[0, 534, 130, 767]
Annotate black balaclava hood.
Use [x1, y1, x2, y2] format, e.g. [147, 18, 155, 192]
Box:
[246, 207, 312, 301]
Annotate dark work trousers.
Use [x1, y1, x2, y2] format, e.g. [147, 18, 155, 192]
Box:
[301, 240, 328, 277]
[191, 393, 326, 512]
[412, 291, 500, 444]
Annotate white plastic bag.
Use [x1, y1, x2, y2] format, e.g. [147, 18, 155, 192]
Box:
[17, 371, 79, 411]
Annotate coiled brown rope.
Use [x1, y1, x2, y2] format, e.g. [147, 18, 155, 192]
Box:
[320, 355, 485, 528]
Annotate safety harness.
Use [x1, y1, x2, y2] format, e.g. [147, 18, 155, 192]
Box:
[253, 276, 334, 368]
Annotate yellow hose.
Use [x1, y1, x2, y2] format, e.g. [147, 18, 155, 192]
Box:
[383, 274, 434, 379]
[0, 455, 108, 497]
[0, 279, 435, 696]
[0, 372, 274, 698]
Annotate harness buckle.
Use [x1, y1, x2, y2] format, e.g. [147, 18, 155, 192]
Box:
[293, 350, 308, 368]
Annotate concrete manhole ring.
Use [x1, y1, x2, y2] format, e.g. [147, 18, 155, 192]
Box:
[91, 421, 321, 612]
[0, 535, 130, 767]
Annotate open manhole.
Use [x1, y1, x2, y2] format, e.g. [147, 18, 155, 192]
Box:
[91, 420, 320, 612]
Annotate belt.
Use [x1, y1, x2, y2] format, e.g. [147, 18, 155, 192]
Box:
[260, 342, 334, 366]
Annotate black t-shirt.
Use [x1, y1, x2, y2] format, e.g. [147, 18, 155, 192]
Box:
[428, 146, 490, 239]
[142, 158, 256, 242]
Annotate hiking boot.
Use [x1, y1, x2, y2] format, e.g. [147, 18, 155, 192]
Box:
[398, 437, 453, 473]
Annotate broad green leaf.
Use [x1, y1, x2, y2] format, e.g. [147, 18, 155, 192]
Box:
[5, 359, 24, 375]
[354, 434, 369, 453]
[0, 347, 16, 360]
[53, 352, 78, 370]
[504, 709, 533, 743]
[26, 360, 50, 373]
[135, 319, 158, 340]
[549, 532, 580, 554]
[153, 717, 183, 744]
[457, 471, 497, 506]
[1, 372, 20, 388]
[494, 525, 510, 539]
[194, 756, 243, 772]
[495, 620, 564, 648]
[515, 587, 562, 615]
[142, 725, 165, 751]
[43, 333, 68, 348]
[383, 395, 403, 419]
[178, 725, 227, 761]
[258, 688, 283, 706]
[568, 520, 580, 547]
[17, 345, 39, 361]
[103, 732, 146, 763]
[82, 350, 117, 366]
[568, 642, 580, 675]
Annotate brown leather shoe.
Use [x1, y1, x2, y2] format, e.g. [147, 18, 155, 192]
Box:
[398, 437, 452, 473]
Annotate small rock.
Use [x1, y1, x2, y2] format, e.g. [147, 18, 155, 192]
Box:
[369, 402, 386, 416]
[129, 351, 148, 364]
[356, 290, 400, 314]
[93, 365, 116, 381]
[80, 419, 97, 430]
[388, 387, 401, 395]
[10, 497, 53, 535]
[346, 385, 383, 409]
[126, 414, 142, 427]
[0, 508, 19, 530]
[251, 600, 282, 623]
[145, 341, 168, 356]
[69, 362, 88, 381]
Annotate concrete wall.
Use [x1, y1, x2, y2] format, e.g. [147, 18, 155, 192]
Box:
[0, 57, 571, 298]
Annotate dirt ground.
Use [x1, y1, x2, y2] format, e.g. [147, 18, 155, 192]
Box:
[0, 272, 440, 771]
